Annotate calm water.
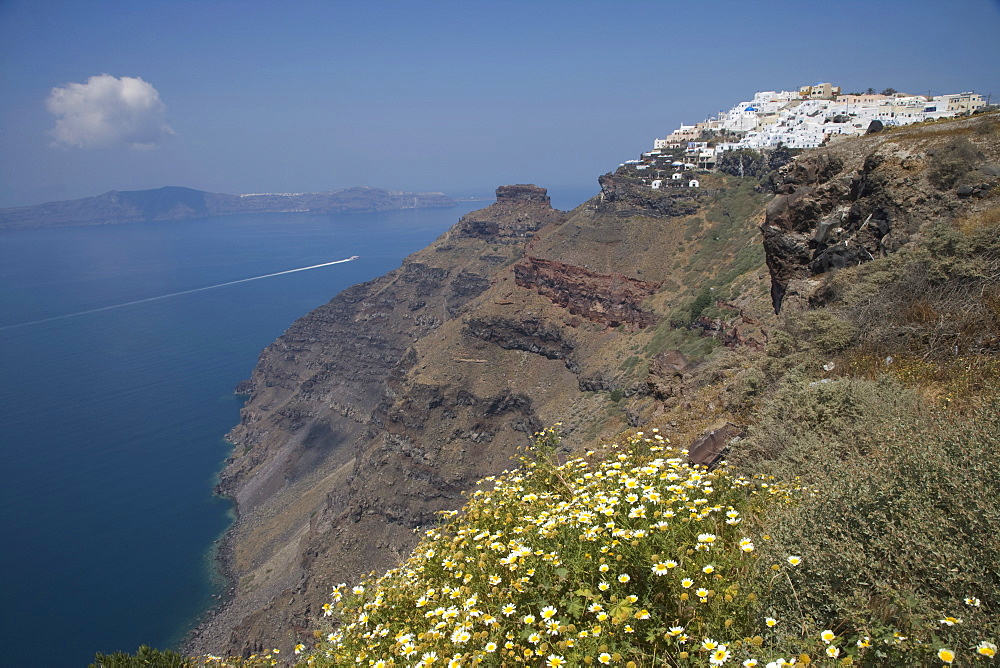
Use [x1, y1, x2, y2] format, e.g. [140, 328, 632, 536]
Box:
[0, 184, 596, 666]
[0, 204, 488, 666]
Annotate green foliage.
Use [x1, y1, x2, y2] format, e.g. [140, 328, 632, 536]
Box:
[787, 311, 857, 354]
[820, 221, 1000, 360]
[689, 289, 714, 322]
[90, 645, 193, 668]
[618, 355, 641, 373]
[644, 318, 719, 361]
[733, 382, 1000, 664]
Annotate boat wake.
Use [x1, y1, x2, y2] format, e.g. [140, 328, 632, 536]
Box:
[0, 256, 359, 331]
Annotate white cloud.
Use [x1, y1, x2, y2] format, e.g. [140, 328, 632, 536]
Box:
[46, 74, 174, 149]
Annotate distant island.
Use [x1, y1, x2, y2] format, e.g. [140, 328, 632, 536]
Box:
[0, 185, 455, 230]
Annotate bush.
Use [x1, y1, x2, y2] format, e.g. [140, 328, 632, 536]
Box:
[926, 138, 982, 190]
[307, 429, 824, 667]
[732, 380, 1000, 665]
[90, 645, 193, 668]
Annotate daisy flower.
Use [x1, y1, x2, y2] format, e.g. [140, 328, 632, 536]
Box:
[710, 646, 731, 666]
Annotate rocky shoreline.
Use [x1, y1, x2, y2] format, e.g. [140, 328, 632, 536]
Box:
[182, 521, 240, 658]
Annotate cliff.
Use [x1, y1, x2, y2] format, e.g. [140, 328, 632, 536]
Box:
[185, 166, 776, 655]
[0, 186, 454, 230]
[186, 113, 1000, 659]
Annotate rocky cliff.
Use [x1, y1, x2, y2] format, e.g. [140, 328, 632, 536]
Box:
[185, 173, 776, 656]
[0, 185, 454, 230]
[186, 113, 1000, 659]
[762, 118, 1000, 313]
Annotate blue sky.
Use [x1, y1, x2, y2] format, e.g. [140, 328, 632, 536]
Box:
[1, 0, 999, 208]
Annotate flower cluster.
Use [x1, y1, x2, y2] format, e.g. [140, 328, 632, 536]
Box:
[303, 429, 822, 666]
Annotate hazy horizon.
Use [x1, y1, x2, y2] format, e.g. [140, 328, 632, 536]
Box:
[2, 0, 999, 209]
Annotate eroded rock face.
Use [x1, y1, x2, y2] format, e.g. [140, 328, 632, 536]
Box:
[646, 350, 694, 401]
[184, 187, 569, 658]
[464, 316, 576, 362]
[514, 256, 660, 328]
[598, 172, 703, 217]
[454, 184, 562, 242]
[761, 119, 1000, 313]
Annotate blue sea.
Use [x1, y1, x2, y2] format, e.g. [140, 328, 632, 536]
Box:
[0, 186, 594, 666]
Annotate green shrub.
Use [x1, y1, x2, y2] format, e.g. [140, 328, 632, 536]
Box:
[732, 380, 1000, 665]
[91, 645, 193, 668]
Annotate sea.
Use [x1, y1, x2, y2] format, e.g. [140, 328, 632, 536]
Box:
[0, 186, 594, 666]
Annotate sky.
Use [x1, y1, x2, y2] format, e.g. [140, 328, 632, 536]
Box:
[1, 0, 999, 208]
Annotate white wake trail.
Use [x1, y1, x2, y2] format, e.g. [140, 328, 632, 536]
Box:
[0, 256, 359, 331]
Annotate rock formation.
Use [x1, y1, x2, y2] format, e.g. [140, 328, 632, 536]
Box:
[761, 117, 1000, 312]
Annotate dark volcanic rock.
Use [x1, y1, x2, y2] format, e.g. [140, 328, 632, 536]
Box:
[597, 172, 702, 217]
[762, 119, 999, 313]
[454, 184, 560, 242]
[464, 316, 575, 361]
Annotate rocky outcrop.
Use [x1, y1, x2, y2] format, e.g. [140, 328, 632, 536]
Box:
[646, 350, 696, 402]
[464, 316, 576, 362]
[761, 116, 1000, 313]
[514, 256, 660, 328]
[688, 423, 741, 468]
[597, 172, 703, 217]
[0, 185, 455, 230]
[454, 184, 562, 242]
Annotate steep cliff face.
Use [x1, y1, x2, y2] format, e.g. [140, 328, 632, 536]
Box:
[514, 257, 660, 328]
[187, 185, 564, 655]
[187, 172, 779, 656]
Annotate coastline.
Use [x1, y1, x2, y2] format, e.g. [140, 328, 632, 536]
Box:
[181, 507, 241, 658]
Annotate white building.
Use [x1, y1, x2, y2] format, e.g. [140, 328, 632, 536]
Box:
[648, 84, 988, 168]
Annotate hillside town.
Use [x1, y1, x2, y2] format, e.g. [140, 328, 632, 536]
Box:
[624, 83, 990, 188]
